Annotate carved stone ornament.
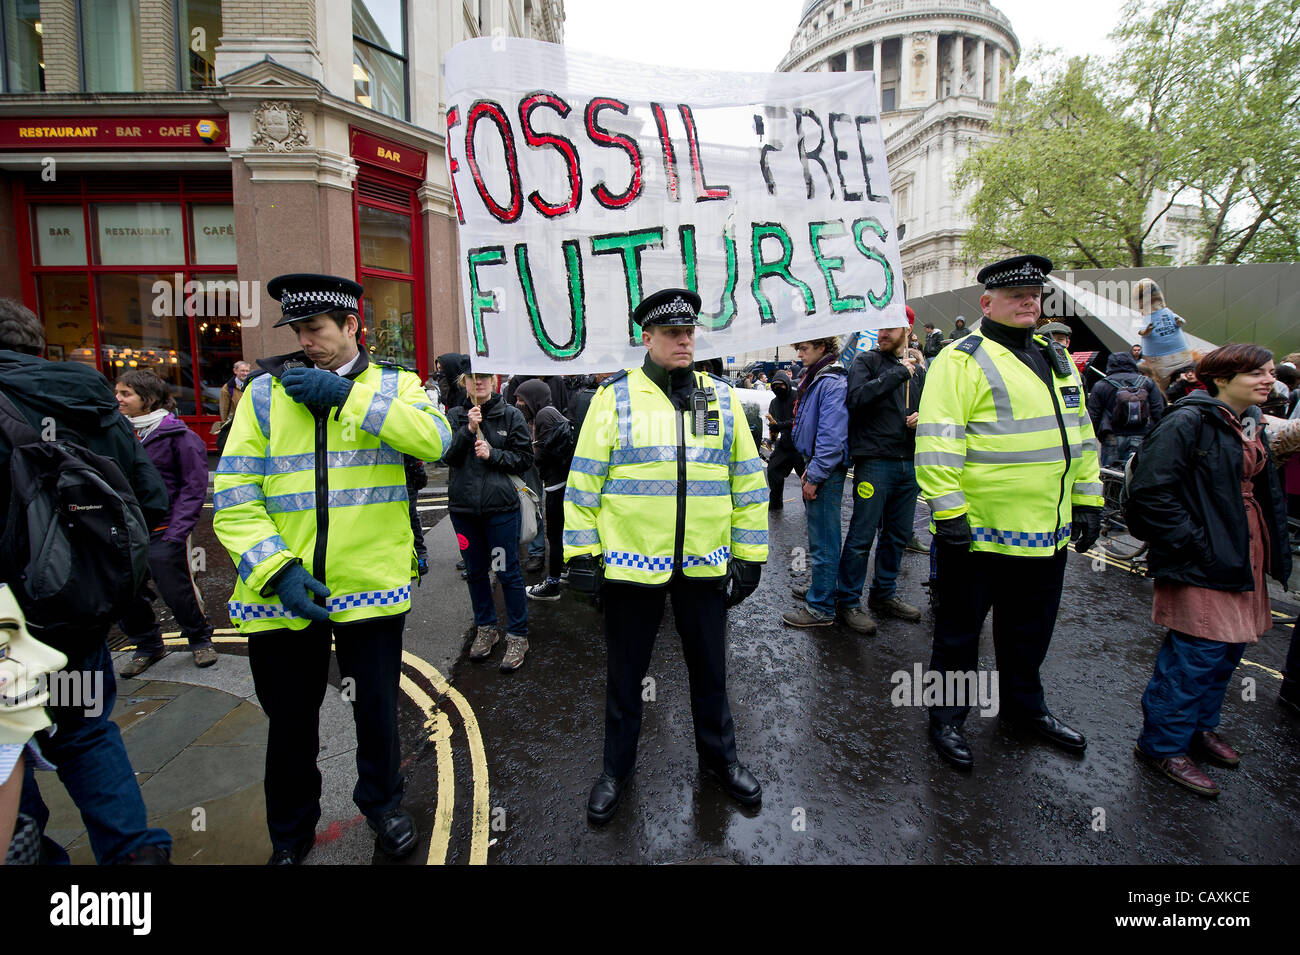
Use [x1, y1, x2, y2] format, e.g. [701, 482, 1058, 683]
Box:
[251, 101, 309, 152]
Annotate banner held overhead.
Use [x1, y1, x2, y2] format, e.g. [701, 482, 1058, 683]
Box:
[444, 38, 905, 374]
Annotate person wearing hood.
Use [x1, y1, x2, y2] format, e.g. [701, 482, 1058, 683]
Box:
[212, 274, 451, 864]
[1126, 344, 1290, 797]
[515, 379, 574, 602]
[114, 370, 216, 677]
[951, 317, 972, 339]
[0, 298, 172, 865]
[436, 353, 469, 411]
[764, 369, 801, 509]
[1086, 350, 1165, 467]
[445, 369, 534, 670]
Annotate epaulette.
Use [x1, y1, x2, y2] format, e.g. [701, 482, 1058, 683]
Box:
[955, 335, 983, 356]
[597, 369, 630, 390]
[376, 359, 411, 374]
[246, 367, 270, 382]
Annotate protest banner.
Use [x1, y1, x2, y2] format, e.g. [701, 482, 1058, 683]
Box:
[444, 38, 905, 374]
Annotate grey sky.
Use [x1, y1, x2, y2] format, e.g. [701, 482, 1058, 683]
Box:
[562, 0, 1131, 72]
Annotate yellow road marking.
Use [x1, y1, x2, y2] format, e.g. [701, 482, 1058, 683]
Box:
[149, 631, 465, 863]
[402, 650, 491, 865]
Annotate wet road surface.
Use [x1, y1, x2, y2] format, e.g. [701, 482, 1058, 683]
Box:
[118, 466, 1299, 864]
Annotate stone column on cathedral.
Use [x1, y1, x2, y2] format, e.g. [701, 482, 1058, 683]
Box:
[873, 39, 882, 78]
[976, 38, 987, 100]
[992, 47, 1003, 100]
[947, 34, 961, 98]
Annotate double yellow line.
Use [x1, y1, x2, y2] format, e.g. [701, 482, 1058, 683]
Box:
[152, 630, 490, 864]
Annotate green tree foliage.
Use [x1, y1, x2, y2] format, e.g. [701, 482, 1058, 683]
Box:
[957, 0, 1300, 267]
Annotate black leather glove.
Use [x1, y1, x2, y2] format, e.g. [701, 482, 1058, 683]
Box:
[1071, 505, 1102, 554]
[724, 559, 762, 608]
[567, 555, 603, 598]
[933, 515, 972, 554]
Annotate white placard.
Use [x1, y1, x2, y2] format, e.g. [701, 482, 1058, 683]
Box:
[34, 206, 87, 266]
[95, 203, 184, 265]
[445, 38, 905, 374]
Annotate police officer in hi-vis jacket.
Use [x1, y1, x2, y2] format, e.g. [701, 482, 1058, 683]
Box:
[213, 274, 451, 864]
[563, 288, 769, 824]
[915, 255, 1103, 771]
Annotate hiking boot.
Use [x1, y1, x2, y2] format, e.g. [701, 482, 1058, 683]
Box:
[192, 645, 218, 668]
[781, 606, 834, 628]
[868, 595, 922, 622]
[119, 650, 167, 679]
[836, 606, 877, 635]
[500, 634, 529, 672]
[468, 626, 500, 661]
[527, 579, 562, 601]
[1191, 730, 1240, 768]
[1134, 747, 1219, 797]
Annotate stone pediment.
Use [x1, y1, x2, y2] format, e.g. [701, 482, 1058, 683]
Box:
[216, 57, 324, 102]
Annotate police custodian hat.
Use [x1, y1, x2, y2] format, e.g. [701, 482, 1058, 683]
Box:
[977, 254, 1053, 290]
[634, 288, 703, 328]
[267, 273, 364, 328]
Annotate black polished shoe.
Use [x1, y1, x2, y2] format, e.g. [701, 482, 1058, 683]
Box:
[929, 721, 974, 770]
[699, 759, 762, 807]
[586, 771, 631, 824]
[1000, 710, 1087, 753]
[369, 808, 418, 858]
[266, 837, 313, 866]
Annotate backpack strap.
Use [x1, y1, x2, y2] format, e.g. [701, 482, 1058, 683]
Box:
[0, 391, 40, 447]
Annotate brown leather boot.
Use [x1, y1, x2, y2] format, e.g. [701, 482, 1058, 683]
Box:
[1191, 730, 1239, 768]
[1134, 746, 1219, 797]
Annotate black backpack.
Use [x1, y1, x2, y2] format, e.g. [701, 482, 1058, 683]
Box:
[1107, 374, 1151, 431]
[0, 392, 149, 649]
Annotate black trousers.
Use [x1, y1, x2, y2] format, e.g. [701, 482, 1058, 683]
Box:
[248, 613, 406, 851]
[120, 533, 214, 653]
[767, 441, 804, 508]
[928, 547, 1068, 725]
[602, 576, 737, 779]
[544, 486, 565, 578]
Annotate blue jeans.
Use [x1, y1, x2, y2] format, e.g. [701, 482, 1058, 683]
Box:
[1138, 630, 1246, 757]
[1101, 433, 1144, 468]
[802, 466, 848, 619]
[451, 509, 528, 636]
[20, 639, 172, 864]
[836, 457, 918, 608]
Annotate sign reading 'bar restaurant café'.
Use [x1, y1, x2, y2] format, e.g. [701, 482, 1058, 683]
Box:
[0, 117, 229, 149]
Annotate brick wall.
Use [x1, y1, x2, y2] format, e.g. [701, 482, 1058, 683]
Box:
[221, 0, 316, 40]
[38, 0, 78, 92]
[140, 0, 177, 90]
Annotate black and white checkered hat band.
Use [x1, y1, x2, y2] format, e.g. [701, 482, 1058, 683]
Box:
[642, 297, 695, 322]
[281, 289, 359, 311]
[985, 263, 1045, 287]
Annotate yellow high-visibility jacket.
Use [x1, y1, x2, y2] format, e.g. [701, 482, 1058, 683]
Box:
[915, 332, 1103, 556]
[562, 365, 769, 585]
[212, 352, 451, 632]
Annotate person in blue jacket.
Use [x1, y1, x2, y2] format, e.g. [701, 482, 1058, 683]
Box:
[783, 336, 850, 628]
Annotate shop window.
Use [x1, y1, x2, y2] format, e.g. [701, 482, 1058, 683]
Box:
[176, 0, 221, 90]
[190, 204, 236, 265]
[361, 277, 415, 370]
[358, 204, 411, 273]
[97, 272, 196, 415]
[1, 0, 43, 92]
[91, 203, 184, 265]
[36, 274, 94, 367]
[353, 0, 407, 121]
[80, 0, 143, 92]
[33, 206, 87, 266]
[190, 273, 246, 416]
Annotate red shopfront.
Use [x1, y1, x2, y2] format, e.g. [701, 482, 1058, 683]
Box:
[350, 127, 428, 379]
[5, 116, 236, 449]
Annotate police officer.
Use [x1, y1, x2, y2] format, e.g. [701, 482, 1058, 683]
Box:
[915, 255, 1103, 770]
[213, 274, 451, 863]
[564, 288, 769, 823]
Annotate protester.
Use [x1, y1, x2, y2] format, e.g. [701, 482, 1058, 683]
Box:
[951, 317, 971, 339]
[1127, 344, 1289, 797]
[1087, 350, 1166, 466]
[782, 336, 850, 628]
[213, 274, 450, 864]
[765, 369, 801, 509]
[1130, 343, 1143, 362]
[916, 255, 1103, 770]
[566, 372, 609, 436]
[0, 298, 173, 864]
[835, 308, 925, 634]
[214, 359, 250, 452]
[445, 370, 533, 671]
[1165, 364, 1203, 403]
[922, 322, 944, 359]
[436, 353, 469, 411]
[523, 386, 574, 601]
[114, 369, 217, 676]
[563, 288, 768, 823]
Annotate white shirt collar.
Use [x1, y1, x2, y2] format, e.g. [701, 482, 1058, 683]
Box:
[322, 352, 362, 377]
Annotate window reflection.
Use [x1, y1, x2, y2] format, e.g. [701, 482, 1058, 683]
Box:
[97, 273, 196, 414]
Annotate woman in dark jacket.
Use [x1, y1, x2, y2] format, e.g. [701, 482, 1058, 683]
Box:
[444, 371, 534, 672]
[114, 370, 216, 676]
[1127, 344, 1290, 798]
